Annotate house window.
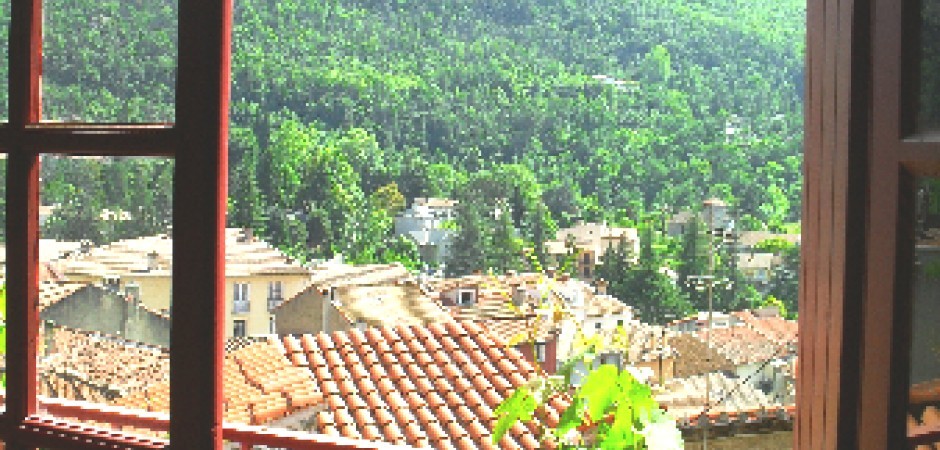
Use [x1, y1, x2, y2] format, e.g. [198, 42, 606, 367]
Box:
[268, 281, 283, 300]
[535, 342, 546, 363]
[458, 289, 475, 306]
[595, 322, 602, 330]
[233, 283, 250, 313]
[269, 316, 276, 334]
[233, 320, 247, 338]
[268, 281, 283, 311]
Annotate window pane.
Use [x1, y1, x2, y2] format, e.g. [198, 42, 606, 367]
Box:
[225, 0, 802, 447]
[38, 155, 173, 441]
[910, 177, 940, 436]
[918, 0, 940, 133]
[0, 156, 5, 413]
[0, 0, 8, 122]
[41, 1, 177, 123]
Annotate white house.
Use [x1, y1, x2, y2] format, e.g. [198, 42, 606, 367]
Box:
[393, 198, 458, 271]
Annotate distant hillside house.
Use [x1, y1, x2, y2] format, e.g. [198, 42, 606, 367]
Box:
[393, 197, 458, 271]
[736, 252, 779, 289]
[49, 228, 312, 338]
[542, 222, 639, 279]
[667, 198, 735, 238]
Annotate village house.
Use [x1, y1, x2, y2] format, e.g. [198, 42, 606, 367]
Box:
[668, 311, 739, 333]
[736, 252, 778, 289]
[48, 228, 312, 337]
[273, 262, 448, 335]
[542, 222, 639, 279]
[431, 271, 563, 374]
[393, 197, 458, 272]
[666, 197, 735, 238]
[38, 280, 171, 348]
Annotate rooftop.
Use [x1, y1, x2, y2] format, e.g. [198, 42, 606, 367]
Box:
[332, 283, 453, 327]
[50, 228, 310, 278]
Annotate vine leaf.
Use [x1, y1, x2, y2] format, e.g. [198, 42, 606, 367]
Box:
[578, 364, 619, 421]
[493, 386, 537, 443]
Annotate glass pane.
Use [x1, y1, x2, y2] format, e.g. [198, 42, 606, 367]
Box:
[918, 0, 940, 132]
[911, 177, 940, 436]
[41, 1, 177, 123]
[225, 0, 803, 447]
[0, 156, 5, 413]
[0, 0, 8, 122]
[38, 155, 173, 441]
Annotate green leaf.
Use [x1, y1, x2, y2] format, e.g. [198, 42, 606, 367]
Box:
[604, 395, 640, 449]
[578, 364, 619, 421]
[492, 387, 537, 444]
[555, 396, 584, 439]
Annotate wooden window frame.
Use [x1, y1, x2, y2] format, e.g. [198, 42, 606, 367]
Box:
[0, 0, 232, 448]
[0, 0, 918, 449]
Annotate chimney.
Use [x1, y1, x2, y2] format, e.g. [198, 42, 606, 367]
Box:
[124, 282, 141, 304]
[147, 251, 160, 271]
[472, 269, 483, 276]
[322, 287, 333, 333]
[546, 267, 556, 279]
[80, 239, 93, 253]
[511, 283, 525, 307]
[596, 278, 608, 295]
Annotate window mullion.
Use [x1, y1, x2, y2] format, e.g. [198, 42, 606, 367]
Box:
[5, 1, 42, 449]
[171, 1, 233, 449]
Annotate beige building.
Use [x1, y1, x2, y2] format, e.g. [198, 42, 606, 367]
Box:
[274, 262, 446, 334]
[543, 222, 639, 279]
[49, 228, 312, 337]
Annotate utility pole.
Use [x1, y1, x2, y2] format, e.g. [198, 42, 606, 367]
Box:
[686, 205, 733, 449]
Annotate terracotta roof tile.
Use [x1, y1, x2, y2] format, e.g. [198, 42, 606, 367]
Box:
[267, 323, 587, 448]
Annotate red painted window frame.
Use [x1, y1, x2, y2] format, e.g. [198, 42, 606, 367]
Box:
[0, 0, 232, 448]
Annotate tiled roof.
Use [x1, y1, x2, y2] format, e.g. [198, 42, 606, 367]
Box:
[696, 325, 781, 365]
[621, 321, 678, 363]
[114, 340, 323, 425]
[309, 262, 412, 288]
[276, 263, 414, 312]
[278, 322, 570, 449]
[413, 197, 458, 208]
[333, 283, 452, 327]
[580, 294, 630, 318]
[737, 231, 801, 248]
[443, 282, 561, 343]
[656, 372, 782, 419]
[732, 310, 798, 347]
[39, 327, 170, 397]
[38, 281, 88, 311]
[52, 228, 310, 278]
[735, 252, 777, 270]
[671, 333, 736, 377]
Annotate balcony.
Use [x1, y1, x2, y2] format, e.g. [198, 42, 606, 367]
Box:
[232, 300, 250, 314]
[267, 296, 283, 312]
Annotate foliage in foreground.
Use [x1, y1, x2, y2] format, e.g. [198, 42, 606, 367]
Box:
[493, 274, 683, 449]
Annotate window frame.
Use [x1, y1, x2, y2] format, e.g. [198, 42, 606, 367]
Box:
[0, 0, 908, 448]
[233, 319, 246, 338]
[0, 0, 232, 448]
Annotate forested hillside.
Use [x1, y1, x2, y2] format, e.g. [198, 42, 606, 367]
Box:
[0, 0, 805, 281]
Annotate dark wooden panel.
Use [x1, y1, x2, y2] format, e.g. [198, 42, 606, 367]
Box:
[798, 0, 824, 445]
[862, 0, 903, 447]
[170, 0, 232, 449]
[4, 1, 42, 449]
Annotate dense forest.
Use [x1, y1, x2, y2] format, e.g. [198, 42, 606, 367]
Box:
[0, 0, 805, 320]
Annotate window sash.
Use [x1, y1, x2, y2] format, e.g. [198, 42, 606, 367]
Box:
[0, 1, 233, 448]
